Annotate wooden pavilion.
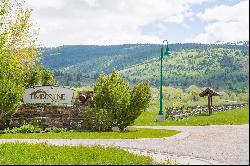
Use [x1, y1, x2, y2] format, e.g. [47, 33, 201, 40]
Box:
[199, 88, 220, 115]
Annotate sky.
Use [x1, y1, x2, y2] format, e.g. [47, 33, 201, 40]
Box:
[26, 0, 249, 47]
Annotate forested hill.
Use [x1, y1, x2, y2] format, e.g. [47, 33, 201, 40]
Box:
[40, 41, 249, 92]
[120, 48, 249, 92]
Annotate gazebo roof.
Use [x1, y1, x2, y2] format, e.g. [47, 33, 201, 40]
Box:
[199, 88, 220, 97]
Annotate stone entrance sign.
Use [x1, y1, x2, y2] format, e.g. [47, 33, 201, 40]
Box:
[23, 86, 74, 106]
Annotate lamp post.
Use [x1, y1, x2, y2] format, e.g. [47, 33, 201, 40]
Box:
[157, 40, 171, 122]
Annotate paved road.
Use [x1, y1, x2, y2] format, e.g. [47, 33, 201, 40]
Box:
[136, 125, 249, 165]
[0, 125, 248, 165]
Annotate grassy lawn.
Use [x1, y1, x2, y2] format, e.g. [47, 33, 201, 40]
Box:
[0, 143, 155, 165]
[134, 106, 249, 126]
[0, 128, 180, 139]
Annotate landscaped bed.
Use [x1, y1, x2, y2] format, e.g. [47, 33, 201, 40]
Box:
[0, 128, 180, 139]
[134, 106, 249, 126]
[0, 143, 155, 165]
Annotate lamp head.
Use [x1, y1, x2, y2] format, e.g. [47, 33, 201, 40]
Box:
[164, 45, 172, 56]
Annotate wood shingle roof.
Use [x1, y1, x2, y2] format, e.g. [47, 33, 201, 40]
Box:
[199, 88, 220, 97]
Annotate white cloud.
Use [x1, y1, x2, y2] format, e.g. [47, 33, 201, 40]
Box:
[193, 0, 249, 43]
[198, 0, 248, 22]
[27, 0, 66, 10]
[24, 0, 215, 46]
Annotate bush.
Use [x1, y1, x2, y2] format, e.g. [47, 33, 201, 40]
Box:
[2, 124, 67, 134]
[82, 107, 114, 131]
[126, 82, 151, 128]
[44, 127, 67, 133]
[4, 124, 41, 134]
[90, 70, 151, 131]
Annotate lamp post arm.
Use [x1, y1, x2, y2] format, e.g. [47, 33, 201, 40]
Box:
[163, 40, 168, 46]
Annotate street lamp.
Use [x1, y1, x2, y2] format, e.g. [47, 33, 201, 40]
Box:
[157, 40, 172, 122]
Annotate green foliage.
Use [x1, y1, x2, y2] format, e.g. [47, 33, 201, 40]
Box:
[0, 128, 180, 139]
[2, 124, 67, 134]
[41, 44, 249, 92]
[93, 70, 131, 131]
[73, 84, 248, 109]
[91, 70, 151, 131]
[186, 85, 201, 101]
[44, 127, 67, 133]
[237, 93, 249, 102]
[93, 70, 131, 115]
[0, 0, 39, 126]
[149, 85, 248, 108]
[120, 48, 249, 93]
[131, 82, 151, 112]
[134, 106, 249, 126]
[0, 143, 156, 165]
[3, 124, 41, 134]
[0, 69, 24, 127]
[127, 82, 151, 127]
[81, 107, 114, 131]
[25, 64, 58, 87]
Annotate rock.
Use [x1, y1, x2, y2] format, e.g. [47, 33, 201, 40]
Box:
[112, 127, 120, 132]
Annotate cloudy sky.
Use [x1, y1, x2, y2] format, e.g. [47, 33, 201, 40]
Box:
[26, 0, 249, 47]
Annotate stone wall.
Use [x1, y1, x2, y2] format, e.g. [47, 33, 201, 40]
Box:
[166, 103, 249, 120]
[8, 91, 93, 130]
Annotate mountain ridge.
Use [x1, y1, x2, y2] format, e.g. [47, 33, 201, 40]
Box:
[40, 42, 249, 92]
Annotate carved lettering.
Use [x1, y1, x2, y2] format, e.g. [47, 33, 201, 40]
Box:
[29, 90, 66, 101]
[24, 86, 74, 105]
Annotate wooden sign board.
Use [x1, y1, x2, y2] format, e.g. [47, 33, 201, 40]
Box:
[23, 86, 74, 106]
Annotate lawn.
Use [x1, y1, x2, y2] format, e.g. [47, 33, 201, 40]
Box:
[0, 143, 155, 165]
[0, 128, 180, 139]
[134, 106, 249, 126]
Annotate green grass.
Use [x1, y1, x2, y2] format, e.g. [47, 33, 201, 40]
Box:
[134, 106, 249, 126]
[0, 143, 155, 165]
[0, 128, 180, 139]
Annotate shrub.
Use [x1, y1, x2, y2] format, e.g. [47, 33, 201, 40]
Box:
[91, 70, 151, 131]
[3, 124, 67, 134]
[4, 124, 41, 134]
[82, 107, 114, 131]
[127, 82, 151, 128]
[44, 127, 67, 133]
